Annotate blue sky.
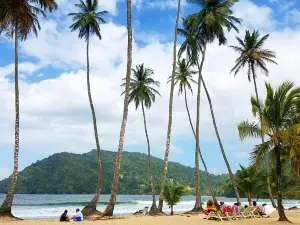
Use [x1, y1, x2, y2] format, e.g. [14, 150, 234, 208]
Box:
[0, 0, 300, 179]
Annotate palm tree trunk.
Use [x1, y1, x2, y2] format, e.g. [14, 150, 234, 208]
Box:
[200, 75, 241, 205]
[191, 47, 206, 212]
[184, 85, 219, 210]
[252, 74, 277, 208]
[170, 205, 174, 215]
[102, 0, 132, 217]
[247, 192, 252, 206]
[158, 0, 181, 213]
[81, 36, 103, 217]
[141, 102, 157, 214]
[275, 146, 289, 222]
[0, 27, 20, 218]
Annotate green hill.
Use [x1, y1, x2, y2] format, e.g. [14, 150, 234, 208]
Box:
[0, 150, 228, 194]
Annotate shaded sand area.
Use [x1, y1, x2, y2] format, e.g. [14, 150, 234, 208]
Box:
[1, 211, 300, 225]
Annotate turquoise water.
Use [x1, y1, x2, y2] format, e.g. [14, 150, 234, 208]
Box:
[0, 194, 299, 220]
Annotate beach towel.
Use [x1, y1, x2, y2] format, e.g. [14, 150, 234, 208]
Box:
[264, 205, 276, 216]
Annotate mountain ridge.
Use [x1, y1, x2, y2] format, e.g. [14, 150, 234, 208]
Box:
[0, 150, 229, 194]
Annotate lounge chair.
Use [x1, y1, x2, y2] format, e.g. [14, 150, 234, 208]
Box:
[133, 207, 149, 215]
[239, 206, 255, 219]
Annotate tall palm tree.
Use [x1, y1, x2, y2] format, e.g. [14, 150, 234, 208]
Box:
[158, 0, 181, 213]
[69, 0, 107, 216]
[231, 30, 277, 207]
[101, 0, 133, 217]
[121, 64, 161, 214]
[185, 0, 241, 204]
[0, 0, 57, 217]
[238, 81, 300, 221]
[167, 58, 205, 211]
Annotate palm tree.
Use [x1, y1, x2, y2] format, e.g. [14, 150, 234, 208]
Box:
[235, 165, 267, 205]
[231, 30, 277, 207]
[121, 64, 161, 214]
[68, 0, 107, 216]
[158, 0, 181, 213]
[238, 81, 300, 221]
[167, 58, 205, 211]
[0, 0, 57, 218]
[163, 179, 186, 215]
[185, 0, 241, 204]
[101, 0, 133, 217]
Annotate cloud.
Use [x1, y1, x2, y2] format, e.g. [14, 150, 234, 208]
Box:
[285, 9, 300, 25]
[1, 0, 300, 175]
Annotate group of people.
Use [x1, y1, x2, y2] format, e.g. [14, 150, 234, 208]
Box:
[203, 199, 273, 217]
[60, 209, 84, 222]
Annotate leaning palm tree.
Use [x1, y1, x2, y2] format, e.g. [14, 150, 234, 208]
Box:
[101, 0, 133, 217]
[184, 0, 242, 204]
[158, 0, 181, 213]
[167, 58, 204, 211]
[238, 81, 300, 221]
[69, 0, 107, 216]
[121, 64, 160, 214]
[231, 30, 277, 207]
[0, 0, 57, 218]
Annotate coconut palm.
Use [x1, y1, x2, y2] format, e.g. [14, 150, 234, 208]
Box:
[231, 30, 277, 207]
[0, 0, 57, 217]
[184, 0, 242, 204]
[102, 0, 133, 217]
[158, 0, 181, 213]
[167, 58, 204, 211]
[238, 81, 300, 221]
[121, 63, 161, 214]
[163, 179, 186, 215]
[68, 0, 107, 216]
[235, 165, 267, 205]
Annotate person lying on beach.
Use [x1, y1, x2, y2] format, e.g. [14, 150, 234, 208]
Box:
[202, 199, 217, 215]
[60, 210, 70, 222]
[70, 209, 84, 222]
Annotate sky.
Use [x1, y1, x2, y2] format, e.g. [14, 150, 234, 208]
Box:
[0, 0, 300, 180]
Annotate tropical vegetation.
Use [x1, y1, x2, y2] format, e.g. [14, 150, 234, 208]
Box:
[122, 64, 160, 213]
[68, 0, 108, 216]
[163, 179, 186, 215]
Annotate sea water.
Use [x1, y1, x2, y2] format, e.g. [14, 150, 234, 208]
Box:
[0, 194, 299, 220]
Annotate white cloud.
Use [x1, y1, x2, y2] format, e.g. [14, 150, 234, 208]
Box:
[1, 0, 300, 175]
[233, 0, 276, 30]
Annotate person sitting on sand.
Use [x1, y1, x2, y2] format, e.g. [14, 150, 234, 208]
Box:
[71, 209, 84, 222]
[60, 210, 69, 222]
[202, 199, 217, 215]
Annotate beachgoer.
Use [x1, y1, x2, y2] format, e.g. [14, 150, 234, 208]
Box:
[71, 209, 84, 222]
[219, 200, 227, 211]
[253, 201, 265, 216]
[60, 210, 69, 222]
[240, 205, 248, 213]
[202, 199, 217, 215]
[232, 203, 239, 215]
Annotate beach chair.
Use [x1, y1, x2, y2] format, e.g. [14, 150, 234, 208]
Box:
[225, 206, 240, 220]
[142, 207, 149, 215]
[239, 206, 255, 219]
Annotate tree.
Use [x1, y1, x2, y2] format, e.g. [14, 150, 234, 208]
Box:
[185, 0, 241, 204]
[158, 0, 181, 213]
[68, 0, 107, 216]
[101, 0, 133, 217]
[231, 30, 277, 207]
[238, 81, 300, 221]
[121, 63, 161, 214]
[163, 179, 186, 215]
[168, 58, 204, 211]
[235, 165, 267, 205]
[0, 0, 57, 218]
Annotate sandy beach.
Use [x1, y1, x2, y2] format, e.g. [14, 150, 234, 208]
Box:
[1, 210, 300, 225]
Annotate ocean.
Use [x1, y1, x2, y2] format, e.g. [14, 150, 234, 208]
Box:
[0, 194, 299, 220]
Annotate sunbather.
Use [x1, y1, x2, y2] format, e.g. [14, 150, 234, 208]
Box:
[240, 205, 248, 213]
[202, 199, 217, 215]
[253, 201, 264, 216]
